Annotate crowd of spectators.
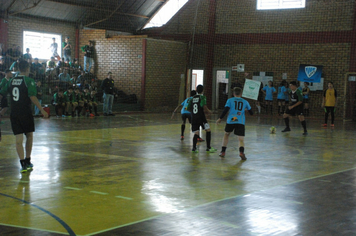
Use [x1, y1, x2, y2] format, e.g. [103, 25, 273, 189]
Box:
[0, 38, 137, 118]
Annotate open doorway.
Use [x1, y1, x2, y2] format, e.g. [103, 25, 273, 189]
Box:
[192, 69, 204, 90]
[213, 69, 231, 110]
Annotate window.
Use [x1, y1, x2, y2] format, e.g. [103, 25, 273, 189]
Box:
[257, 0, 305, 10]
[23, 31, 62, 60]
[143, 0, 188, 29]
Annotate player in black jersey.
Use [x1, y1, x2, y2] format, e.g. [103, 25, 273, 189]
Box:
[0, 60, 48, 173]
[281, 81, 308, 135]
[187, 85, 217, 153]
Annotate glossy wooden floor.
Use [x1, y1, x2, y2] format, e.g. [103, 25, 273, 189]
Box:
[1, 113, 356, 236]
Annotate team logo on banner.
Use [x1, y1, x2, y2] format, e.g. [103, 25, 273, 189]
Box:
[305, 66, 317, 78]
[242, 79, 261, 100]
[298, 64, 323, 83]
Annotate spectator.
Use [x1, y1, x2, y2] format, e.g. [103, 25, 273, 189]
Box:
[70, 74, 78, 85]
[62, 37, 72, 63]
[10, 58, 20, 76]
[32, 58, 44, 82]
[64, 87, 76, 117]
[64, 59, 70, 70]
[46, 56, 56, 78]
[0, 69, 12, 118]
[90, 90, 99, 116]
[23, 48, 32, 60]
[6, 45, 22, 67]
[34, 81, 43, 116]
[27, 58, 35, 77]
[53, 88, 65, 117]
[70, 58, 81, 73]
[58, 69, 70, 90]
[50, 38, 59, 60]
[81, 40, 95, 73]
[101, 72, 115, 116]
[0, 57, 6, 79]
[74, 87, 84, 116]
[77, 70, 86, 84]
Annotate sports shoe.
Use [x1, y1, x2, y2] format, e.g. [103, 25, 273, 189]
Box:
[331, 124, 335, 127]
[95, 113, 100, 116]
[20, 160, 28, 173]
[206, 147, 217, 153]
[20, 165, 27, 173]
[90, 113, 95, 117]
[192, 149, 199, 153]
[281, 127, 291, 132]
[239, 152, 247, 160]
[62, 115, 66, 118]
[219, 152, 225, 157]
[302, 131, 308, 136]
[197, 137, 205, 142]
[25, 158, 33, 170]
[180, 136, 184, 140]
[322, 124, 327, 127]
[104, 113, 108, 116]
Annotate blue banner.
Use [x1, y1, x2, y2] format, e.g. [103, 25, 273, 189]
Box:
[297, 64, 323, 83]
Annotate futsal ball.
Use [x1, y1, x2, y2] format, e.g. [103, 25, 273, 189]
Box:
[270, 126, 276, 134]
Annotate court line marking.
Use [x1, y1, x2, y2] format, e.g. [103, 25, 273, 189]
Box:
[64, 187, 82, 191]
[85, 214, 165, 236]
[0, 192, 76, 236]
[90, 191, 109, 195]
[85, 166, 356, 235]
[115, 195, 133, 200]
[0, 222, 68, 235]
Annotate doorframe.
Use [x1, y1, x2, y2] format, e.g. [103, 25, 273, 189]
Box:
[212, 67, 232, 111]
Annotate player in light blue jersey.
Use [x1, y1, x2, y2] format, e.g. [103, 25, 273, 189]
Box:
[277, 80, 287, 115]
[216, 87, 253, 160]
[262, 81, 276, 115]
[172, 90, 203, 141]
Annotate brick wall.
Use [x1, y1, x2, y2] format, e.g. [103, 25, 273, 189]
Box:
[156, 0, 356, 117]
[6, 17, 76, 62]
[145, 39, 188, 111]
[79, 29, 143, 102]
[215, 0, 354, 34]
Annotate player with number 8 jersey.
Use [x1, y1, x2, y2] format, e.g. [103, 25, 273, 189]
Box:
[187, 85, 217, 153]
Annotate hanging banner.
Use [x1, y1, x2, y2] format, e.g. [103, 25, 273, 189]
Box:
[242, 79, 261, 100]
[297, 64, 323, 83]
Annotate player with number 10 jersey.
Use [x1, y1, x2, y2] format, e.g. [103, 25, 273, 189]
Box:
[225, 97, 251, 125]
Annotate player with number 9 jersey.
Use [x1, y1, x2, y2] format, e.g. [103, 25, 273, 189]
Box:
[1, 74, 37, 133]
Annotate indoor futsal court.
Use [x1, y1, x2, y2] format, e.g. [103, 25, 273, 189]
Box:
[1, 114, 356, 235]
[2, 0, 356, 235]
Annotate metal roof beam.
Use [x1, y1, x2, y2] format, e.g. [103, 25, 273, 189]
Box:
[45, 0, 149, 18]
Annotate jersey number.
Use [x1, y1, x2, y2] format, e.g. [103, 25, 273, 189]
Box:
[193, 104, 198, 114]
[234, 101, 243, 111]
[12, 87, 20, 101]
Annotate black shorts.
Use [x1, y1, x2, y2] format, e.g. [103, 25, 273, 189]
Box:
[303, 98, 309, 103]
[1, 96, 8, 108]
[191, 121, 209, 132]
[10, 114, 35, 135]
[285, 104, 303, 116]
[225, 123, 245, 136]
[277, 99, 285, 102]
[181, 113, 191, 124]
[285, 101, 289, 104]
